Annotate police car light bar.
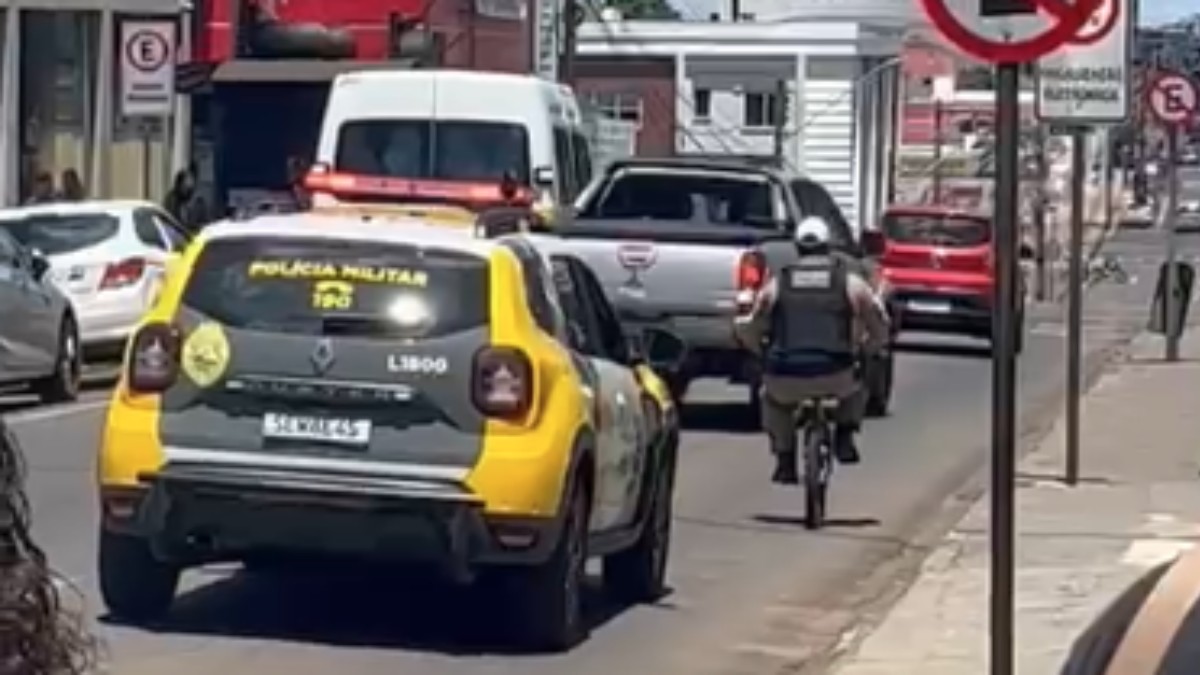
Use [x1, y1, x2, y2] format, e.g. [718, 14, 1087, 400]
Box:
[303, 163, 535, 207]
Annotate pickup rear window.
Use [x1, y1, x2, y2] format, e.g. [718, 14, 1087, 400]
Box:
[581, 171, 778, 228]
[181, 237, 489, 339]
[884, 214, 990, 247]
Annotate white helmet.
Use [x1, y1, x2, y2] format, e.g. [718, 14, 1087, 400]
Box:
[794, 216, 830, 248]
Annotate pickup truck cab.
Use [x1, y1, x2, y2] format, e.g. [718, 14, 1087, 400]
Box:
[556, 158, 894, 417]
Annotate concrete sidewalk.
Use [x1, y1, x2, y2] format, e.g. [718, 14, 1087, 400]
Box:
[829, 328, 1200, 674]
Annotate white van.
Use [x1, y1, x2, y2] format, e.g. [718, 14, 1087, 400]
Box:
[309, 69, 594, 223]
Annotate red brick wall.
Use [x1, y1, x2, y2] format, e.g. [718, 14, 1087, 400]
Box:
[575, 57, 676, 157]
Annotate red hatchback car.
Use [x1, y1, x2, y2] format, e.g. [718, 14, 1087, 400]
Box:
[878, 206, 1023, 352]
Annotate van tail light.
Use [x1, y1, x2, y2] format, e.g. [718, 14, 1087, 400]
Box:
[735, 250, 766, 311]
[126, 322, 182, 394]
[472, 347, 533, 419]
[101, 257, 147, 290]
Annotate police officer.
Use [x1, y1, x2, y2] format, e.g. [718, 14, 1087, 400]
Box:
[734, 217, 890, 484]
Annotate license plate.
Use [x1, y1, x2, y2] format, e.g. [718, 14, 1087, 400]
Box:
[907, 300, 952, 314]
[262, 413, 372, 445]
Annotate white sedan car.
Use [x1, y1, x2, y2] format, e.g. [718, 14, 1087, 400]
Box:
[0, 201, 192, 355]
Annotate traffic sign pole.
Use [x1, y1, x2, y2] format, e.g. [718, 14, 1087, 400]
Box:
[990, 60, 1021, 675]
[1166, 128, 1180, 361]
[1066, 127, 1085, 486]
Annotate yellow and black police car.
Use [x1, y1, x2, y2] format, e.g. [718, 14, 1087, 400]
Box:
[97, 210, 682, 650]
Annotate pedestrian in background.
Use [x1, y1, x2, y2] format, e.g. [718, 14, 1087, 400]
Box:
[0, 418, 96, 674]
[1061, 548, 1200, 674]
[60, 168, 86, 202]
[25, 171, 56, 205]
[164, 164, 209, 233]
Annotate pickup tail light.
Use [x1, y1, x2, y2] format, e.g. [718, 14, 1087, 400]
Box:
[127, 322, 181, 394]
[472, 347, 533, 419]
[735, 250, 766, 311]
[101, 257, 147, 290]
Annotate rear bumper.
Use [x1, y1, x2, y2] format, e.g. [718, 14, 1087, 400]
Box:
[102, 462, 562, 571]
[618, 310, 754, 381]
[890, 289, 993, 333]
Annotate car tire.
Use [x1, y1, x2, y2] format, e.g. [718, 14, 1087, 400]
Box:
[865, 352, 894, 417]
[507, 481, 590, 652]
[603, 435, 676, 603]
[32, 315, 81, 404]
[98, 529, 180, 623]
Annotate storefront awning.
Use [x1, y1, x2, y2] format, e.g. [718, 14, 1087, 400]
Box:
[176, 59, 420, 92]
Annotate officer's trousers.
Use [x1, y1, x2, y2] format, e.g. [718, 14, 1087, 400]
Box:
[760, 370, 863, 456]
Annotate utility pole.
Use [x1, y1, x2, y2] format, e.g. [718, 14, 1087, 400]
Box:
[558, 0, 579, 85]
[932, 97, 944, 204]
[1032, 123, 1048, 301]
[772, 79, 787, 164]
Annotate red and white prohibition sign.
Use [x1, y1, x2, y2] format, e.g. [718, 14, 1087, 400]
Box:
[919, 0, 1109, 64]
[1147, 71, 1200, 128]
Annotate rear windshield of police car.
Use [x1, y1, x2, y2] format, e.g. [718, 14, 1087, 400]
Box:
[181, 237, 489, 339]
[884, 214, 990, 248]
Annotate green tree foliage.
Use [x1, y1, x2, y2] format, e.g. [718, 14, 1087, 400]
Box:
[606, 0, 680, 20]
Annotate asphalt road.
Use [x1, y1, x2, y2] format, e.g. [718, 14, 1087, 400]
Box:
[0, 240, 1175, 675]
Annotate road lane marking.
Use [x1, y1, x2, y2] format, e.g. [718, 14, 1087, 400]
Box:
[3, 399, 109, 425]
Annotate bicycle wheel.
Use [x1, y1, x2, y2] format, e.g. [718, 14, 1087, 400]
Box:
[803, 424, 830, 530]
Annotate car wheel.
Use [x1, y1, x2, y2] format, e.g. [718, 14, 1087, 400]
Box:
[507, 480, 590, 651]
[33, 315, 81, 404]
[98, 529, 180, 623]
[603, 436, 676, 603]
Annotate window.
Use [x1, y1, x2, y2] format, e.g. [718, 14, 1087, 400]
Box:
[586, 92, 643, 128]
[743, 92, 782, 128]
[790, 179, 855, 252]
[572, 259, 629, 364]
[554, 127, 577, 204]
[884, 214, 990, 247]
[0, 212, 119, 255]
[0, 230, 17, 266]
[693, 88, 712, 121]
[336, 120, 530, 183]
[152, 211, 191, 250]
[572, 132, 593, 194]
[500, 238, 564, 339]
[134, 210, 167, 249]
[549, 256, 602, 355]
[582, 170, 777, 228]
[181, 237, 490, 339]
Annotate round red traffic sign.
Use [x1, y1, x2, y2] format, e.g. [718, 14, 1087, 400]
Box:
[919, 0, 1105, 64]
[1067, 0, 1118, 46]
[125, 29, 170, 73]
[1147, 71, 1199, 127]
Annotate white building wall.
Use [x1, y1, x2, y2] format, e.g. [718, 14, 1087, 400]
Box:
[800, 57, 857, 225]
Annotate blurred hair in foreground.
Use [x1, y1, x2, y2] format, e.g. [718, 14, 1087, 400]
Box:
[0, 418, 95, 674]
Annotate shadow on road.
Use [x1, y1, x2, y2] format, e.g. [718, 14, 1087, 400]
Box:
[751, 514, 881, 530]
[101, 565, 660, 655]
[893, 339, 992, 360]
[679, 402, 759, 434]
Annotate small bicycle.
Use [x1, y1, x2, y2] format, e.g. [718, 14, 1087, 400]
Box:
[797, 396, 840, 530]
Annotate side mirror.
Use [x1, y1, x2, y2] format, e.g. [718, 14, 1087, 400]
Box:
[533, 166, 555, 188]
[29, 253, 50, 281]
[861, 229, 887, 257]
[642, 328, 687, 372]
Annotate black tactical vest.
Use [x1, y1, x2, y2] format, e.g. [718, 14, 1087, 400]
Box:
[759, 242, 855, 376]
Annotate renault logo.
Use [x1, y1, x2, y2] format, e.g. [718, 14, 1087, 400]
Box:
[311, 338, 336, 375]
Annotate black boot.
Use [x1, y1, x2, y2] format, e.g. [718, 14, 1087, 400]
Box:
[834, 427, 860, 465]
[772, 451, 799, 485]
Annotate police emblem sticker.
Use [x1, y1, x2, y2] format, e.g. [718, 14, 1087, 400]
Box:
[181, 322, 231, 388]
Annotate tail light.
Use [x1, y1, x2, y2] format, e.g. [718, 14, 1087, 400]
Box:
[126, 322, 181, 394]
[101, 257, 147, 290]
[472, 347, 533, 419]
[735, 250, 766, 311]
